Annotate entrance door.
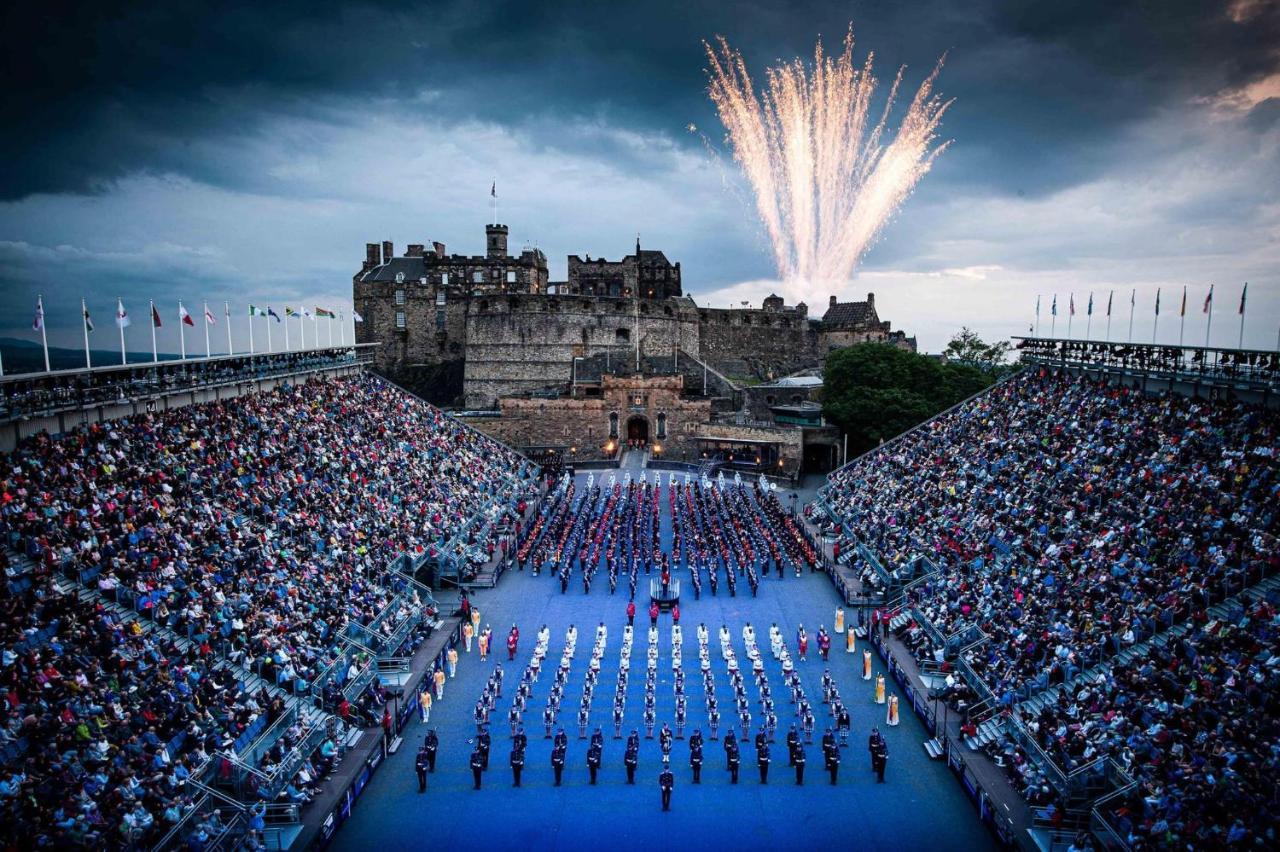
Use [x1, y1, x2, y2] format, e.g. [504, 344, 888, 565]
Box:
[626, 416, 649, 445]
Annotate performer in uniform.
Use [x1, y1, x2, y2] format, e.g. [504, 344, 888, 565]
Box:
[659, 762, 675, 811]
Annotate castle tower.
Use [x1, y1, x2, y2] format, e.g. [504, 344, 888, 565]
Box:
[486, 224, 509, 259]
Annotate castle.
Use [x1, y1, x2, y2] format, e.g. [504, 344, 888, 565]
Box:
[353, 224, 915, 476]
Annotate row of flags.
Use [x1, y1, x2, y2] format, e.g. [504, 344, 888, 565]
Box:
[1035, 283, 1251, 347]
[24, 296, 365, 375]
[1041, 284, 1245, 318]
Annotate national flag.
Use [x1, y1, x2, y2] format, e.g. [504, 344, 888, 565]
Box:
[1035, 295, 1040, 317]
[116, 299, 130, 328]
[1051, 295, 1057, 317]
[83, 305, 95, 333]
[268, 307, 282, 322]
[33, 297, 44, 331]
[1203, 285, 1213, 313]
[1069, 294, 1075, 316]
[490, 181, 496, 197]
[353, 310, 364, 323]
[315, 307, 335, 319]
[204, 306, 217, 325]
[1087, 293, 1093, 316]
[285, 306, 298, 317]
[179, 303, 195, 326]
[1106, 291, 1113, 317]
[303, 307, 314, 320]
[1180, 285, 1187, 317]
[152, 304, 163, 327]
[1239, 282, 1247, 315]
[249, 305, 267, 317]
[1130, 289, 1136, 308]
[1155, 288, 1161, 316]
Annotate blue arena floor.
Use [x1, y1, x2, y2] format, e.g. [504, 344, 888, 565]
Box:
[333, 475, 994, 852]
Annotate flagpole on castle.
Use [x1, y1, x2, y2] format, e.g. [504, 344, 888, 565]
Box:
[82, 297, 93, 370]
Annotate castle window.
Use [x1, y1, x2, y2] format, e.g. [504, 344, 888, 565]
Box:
[765, 395, 775, 405]
[395, 311, 406, 329]
[473, 271, 483, 283]
[507, 271, 516, 284]
[436, 291, 446, 306]
[609, 412, 619, 439]
[441, 273, 449, 287]
[656, 412, 667, 439]
[479, 300, 489, 312]
[663, 306, 673, 316]
[395, 289, 406, 306]
[615, 328, 630, 343]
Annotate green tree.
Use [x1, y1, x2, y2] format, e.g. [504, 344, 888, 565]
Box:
[822, 343, 994, 457]
[942, 327, 1012, 375]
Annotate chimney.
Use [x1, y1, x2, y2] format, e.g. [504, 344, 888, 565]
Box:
[829, 295, 838, 308]
[406, 244, 425, 258]
[432, 241, 446, 258]
[364, 243, 380, 270]
[867, 292, 875, 305]
[382, 240, 393, 264]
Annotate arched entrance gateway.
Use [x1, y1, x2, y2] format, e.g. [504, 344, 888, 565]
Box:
[626, 415, 649, 445]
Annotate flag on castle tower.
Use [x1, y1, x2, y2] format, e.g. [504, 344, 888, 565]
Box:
[1203, 285, 1213, 313]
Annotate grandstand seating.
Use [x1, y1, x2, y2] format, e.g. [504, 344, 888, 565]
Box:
[0, 374, 530, 849]
[813, 367, 1279, 849]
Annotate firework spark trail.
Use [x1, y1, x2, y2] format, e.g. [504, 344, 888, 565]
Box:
[705, 28, 951, 300]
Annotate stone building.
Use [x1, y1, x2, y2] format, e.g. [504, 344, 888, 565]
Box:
[559, 238, 683, 299]
[821, 293, 917, 352]
[353, 224, 920, 477]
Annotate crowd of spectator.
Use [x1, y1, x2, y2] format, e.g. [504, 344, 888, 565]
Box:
[816, 368, 1279, 841]
[1029, 597, 1279, 849]
[1, 373, 527, 847]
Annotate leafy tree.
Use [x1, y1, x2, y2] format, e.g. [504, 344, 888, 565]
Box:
[942, 327, 1012, 375]
[822, 343, 995, 457]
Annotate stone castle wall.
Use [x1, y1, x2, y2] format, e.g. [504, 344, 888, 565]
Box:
[462, 294, 702, 408]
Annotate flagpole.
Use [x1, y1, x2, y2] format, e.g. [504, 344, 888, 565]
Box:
[1152, 289, 1160, 345]
[1106, 292, 1113, 342]
[1178, 286, 1186, 347]
[1205, 288, 1213, 349]
[284, 311, 291, 351]
[1239, 283, 1247, 349]
[1067, 294, 1074, 339]
[1128, 291, 1135, 343]
[327, 316, 333, 348]
[82, 298, 92, 370]
[266, 309, 273, 353]
[203, 301, 211, 358]
[1086, 296, 1093, 341]
[150, 300, 158, 362]
[249, 309, 255, 355]
[339, 312, 345, 346]
[117, 299, 128, 365]
[178, 302, 187, 360]
[225, 302, 232, 354]
[1034, 296, 1041, 338]
[38, 296, 50, 372]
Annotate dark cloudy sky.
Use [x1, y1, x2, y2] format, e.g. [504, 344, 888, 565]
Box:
[2, 0, 1277, 356]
